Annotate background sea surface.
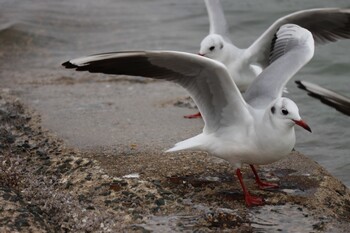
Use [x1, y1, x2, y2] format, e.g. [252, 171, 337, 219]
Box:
[0, 0, 349, 185]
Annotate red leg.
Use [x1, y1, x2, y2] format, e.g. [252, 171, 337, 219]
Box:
[236, 168, 264, 207]
[183, 112, 202, 119]
[249, 165, 279, 189]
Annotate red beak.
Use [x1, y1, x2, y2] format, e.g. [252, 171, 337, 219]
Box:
[293, 119, 312, 133]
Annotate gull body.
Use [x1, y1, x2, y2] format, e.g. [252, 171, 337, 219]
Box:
[63, 24, 314, 206]
[200, 0, 350, 91]
[169, 98, 299, 168]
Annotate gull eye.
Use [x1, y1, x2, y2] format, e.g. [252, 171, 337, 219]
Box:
[271, 106, 275, 114]
[281, 109, 289, 115]
[209, 46, 215, 51]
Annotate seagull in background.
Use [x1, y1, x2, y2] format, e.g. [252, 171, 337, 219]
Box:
[184, 0, 350, 119]
[200, 0, 350, 90]
[63, 24, 314, 206]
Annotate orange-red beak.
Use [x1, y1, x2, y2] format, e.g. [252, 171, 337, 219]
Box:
[293, 119, 312, 133]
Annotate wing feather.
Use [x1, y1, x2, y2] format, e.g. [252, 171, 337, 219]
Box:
[63, 51, 251, 133]
[296, 80, 350, 116]
[245, 8, 350, 68]
[244, 24, 315, 108]
[205, 0, 231, 42]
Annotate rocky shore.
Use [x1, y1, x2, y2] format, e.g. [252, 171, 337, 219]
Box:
[0, 90, 349, 232]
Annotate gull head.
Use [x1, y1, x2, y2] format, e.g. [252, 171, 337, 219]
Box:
[270, 98, 311, 132]
[199, 34, 225, 59]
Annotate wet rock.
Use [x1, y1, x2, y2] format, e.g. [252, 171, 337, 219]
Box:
[205, 209, 245, 228]
[109, 182, 124, 192]
[85, 173, 92, 181]
[36, 149, 50, 161]
[0, 129, 16, 144]
[155, 198, 165, 206]
[313, 221, 326, 231]
[14, 216, 30, 230]
[100, 191, 111, 196]
[0, 187, 49, 232]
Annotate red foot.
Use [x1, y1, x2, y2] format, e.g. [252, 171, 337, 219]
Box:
[236, 168, 265, 207]
[184, 112, 202, 119]
[256, 180, 279, 190]
[245, 194, 264, 207]
[250, 165, 279, 190]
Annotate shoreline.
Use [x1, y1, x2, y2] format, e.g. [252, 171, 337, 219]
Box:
[0, 91, 349, 232]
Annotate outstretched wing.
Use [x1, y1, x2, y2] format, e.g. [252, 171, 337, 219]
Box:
[245, 8, 350, 68]
[205, 0, 231, 42]
[63, 51, 251, 133]
[296, 80, 350, 116]
[244, 24, 315, 108]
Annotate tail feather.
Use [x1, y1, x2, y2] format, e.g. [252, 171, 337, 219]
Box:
[166, 134, 205, 152]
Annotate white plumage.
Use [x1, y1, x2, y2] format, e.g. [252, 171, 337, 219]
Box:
[63, 24, 313, 206]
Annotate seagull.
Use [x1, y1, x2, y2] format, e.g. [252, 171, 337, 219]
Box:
[296, 80, 350, 116]
[184, 1, 350, 119]
[62, 24, 313, 207]
[200, 1, 350, 90]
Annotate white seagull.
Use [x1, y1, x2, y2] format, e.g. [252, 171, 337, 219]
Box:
[185, 1, 350, 119]
[200, 0, 350, 91]
[296, 80, 350, 116]
[63, 24, 313, 206]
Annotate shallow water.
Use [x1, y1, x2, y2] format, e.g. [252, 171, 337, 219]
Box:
[0, 0, 349, 186]
[134, 204, 319, 232]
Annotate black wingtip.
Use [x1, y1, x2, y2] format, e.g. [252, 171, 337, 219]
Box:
[62, 61, 77, 69]
[295, 80, 318, 98]
[295, 80, 306, 90]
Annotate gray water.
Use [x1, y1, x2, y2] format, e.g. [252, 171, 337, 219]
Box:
[0, 0, 349, 185]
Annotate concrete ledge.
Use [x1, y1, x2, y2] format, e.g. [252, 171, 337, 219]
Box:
[0, 91, 349, 232]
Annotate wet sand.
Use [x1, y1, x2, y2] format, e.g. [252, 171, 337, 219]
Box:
[0, 76, 350, 232]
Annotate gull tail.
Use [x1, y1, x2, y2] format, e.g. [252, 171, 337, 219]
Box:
[166, 134, 205, 153]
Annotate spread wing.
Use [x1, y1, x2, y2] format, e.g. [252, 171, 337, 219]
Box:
[296, 80, 350, 116]
[63, 51, 251, 133]
[244, 8, 350, 68]
[244, 24, 315, 108]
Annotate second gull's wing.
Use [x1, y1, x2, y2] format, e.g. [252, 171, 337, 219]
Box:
[244, 24, 315, 108]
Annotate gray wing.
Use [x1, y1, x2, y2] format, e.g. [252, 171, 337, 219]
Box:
[63, 51, 251, 133]
[296, 80, 350, 116]
[245, 8, 350, 68]
[205, 0, 231, 42]
[244, 24, 315, 108]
